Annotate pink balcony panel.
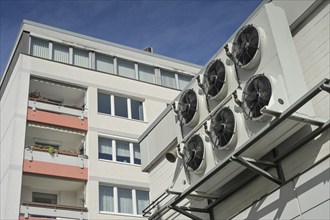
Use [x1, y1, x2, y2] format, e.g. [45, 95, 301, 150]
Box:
[23, 159, 88, 181]
[27, 108, 87, 131]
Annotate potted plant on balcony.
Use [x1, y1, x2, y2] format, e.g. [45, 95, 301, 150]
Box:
[29, 90, 42, 100]
[48, 146, 55, 156]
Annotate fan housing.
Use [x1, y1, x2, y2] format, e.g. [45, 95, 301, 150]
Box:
[233, 24, 262, 70]
[211, 107, 237, 150]
[242, 74, 272, 121]
[177, 89, 199, 127]
[203, 59, 228, 101]
[183, 134, 206, 174]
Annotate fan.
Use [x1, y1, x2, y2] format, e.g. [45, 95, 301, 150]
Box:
[203, 59, 227, 100]
[233, 24, 260, 69]
[243, 74, 272, 120]
[178, 89, 198, 126]
[183, 135, 205, 173]
[211, 107, 236, 149]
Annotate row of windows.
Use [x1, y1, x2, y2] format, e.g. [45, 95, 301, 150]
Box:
[99, 185, 149, 215]
[98, 92, 144, 121]
[99, 137, 141, 165]
[30, 37, 193, 90]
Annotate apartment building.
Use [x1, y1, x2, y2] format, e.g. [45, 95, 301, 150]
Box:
[0, 20, 201, 219]
[140, 1, 329, 220]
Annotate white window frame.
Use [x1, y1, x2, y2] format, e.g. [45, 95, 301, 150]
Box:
[99, 184, 149, 216]
[98, 135, 141, 165]
[159, 68, 179, 89]
[97, 92, 145, 122]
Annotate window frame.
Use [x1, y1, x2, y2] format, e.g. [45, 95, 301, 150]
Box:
[97, 92, 145, 122]
[99, 184, 149, 216]
[98, 136, 141, 165]
[32, 192, 58, 204]
[159, 68, 193, 90]
[95, 52, 115, 74]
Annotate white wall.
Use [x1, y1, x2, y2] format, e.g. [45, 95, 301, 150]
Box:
[0, 57, 30, 219]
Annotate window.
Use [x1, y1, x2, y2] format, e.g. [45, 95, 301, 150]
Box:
[136, 190, 149, 214]
[138, 64, 155, 83]
[114, 96, 128, 118]
[98, 93, 111, 114]
[178, 74, 192, 90]
[97, 92, 144, 121]
[99, 185, 114, 212]
[99, 185, 149, 216]
[117, 59, 135, 79]
[30, 37, 49, 59]
[96, 53, 114, 74]
[161, 69, 176, 89]
[73, 48, 89, 68]
[118, 188, 133, 214]
[131, 100, 144, 121]
[32, 192, 57, 204]
[133, 143, 141, 165]
[116, 141, 130, 163]
[53, 43, 69, 63]
[98, 137, 141, 165]
[98, 137, 112, 160]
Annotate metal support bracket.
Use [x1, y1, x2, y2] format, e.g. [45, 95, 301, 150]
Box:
[170, 205, 205, 220]
[230, 156, 284, 185]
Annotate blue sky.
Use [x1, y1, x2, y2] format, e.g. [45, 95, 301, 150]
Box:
[0, 0, 261, 77]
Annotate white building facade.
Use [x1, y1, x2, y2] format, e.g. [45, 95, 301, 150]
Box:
[140, 1, 329, 220]
[0, 21, 201, 219]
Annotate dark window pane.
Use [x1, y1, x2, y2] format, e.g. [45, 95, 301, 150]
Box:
[99, 185, 114, 212]
[32, 192, 57, 204]
[178, 74, 192, 90]
[117, 59, 135, 79]
[136, 190, 149, 214]
[118, 188, 133, 214]
[114, 96, 128, 118]
[161, 70, 176, 89]
[133, 143, 141, 165]
[98, 93, 111, 114]
[98, 137, 112, 160]
[131, 100, 144, 121]
[116, 141, 130, 163]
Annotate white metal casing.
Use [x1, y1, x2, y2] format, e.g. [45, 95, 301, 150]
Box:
[170, 2, 316, 194]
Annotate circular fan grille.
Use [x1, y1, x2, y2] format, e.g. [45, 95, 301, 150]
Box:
[183, 135, 204, 172]
[243, 74, 272, 119]
[204, 59, 226, 98]
[178, 89, 198, 125]
[233, 25, 259, 67]
[212, 107, 235, 148]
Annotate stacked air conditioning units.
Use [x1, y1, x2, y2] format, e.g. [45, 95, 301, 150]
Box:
[170, 3, 315, 193]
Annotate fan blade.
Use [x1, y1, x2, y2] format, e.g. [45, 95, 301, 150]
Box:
[240, 33, 247, 43]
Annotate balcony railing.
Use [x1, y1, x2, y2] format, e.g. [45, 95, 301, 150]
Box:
[23, 147, 88, 180]
[25, 147, 87, 166]
[21, 201, 87, 219]
[29, 99, 87, 118]
[27, 108, 88, 132]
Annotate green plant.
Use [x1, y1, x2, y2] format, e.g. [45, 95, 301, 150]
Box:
[48, 146, 55, 155]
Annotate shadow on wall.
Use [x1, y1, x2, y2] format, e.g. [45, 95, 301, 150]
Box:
[239, 125, 329, 219]
[244, 166, 329, 219]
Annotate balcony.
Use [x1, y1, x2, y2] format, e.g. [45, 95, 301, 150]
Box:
[23, 148, 88, 180]
[28, 77, 87, 119]
[20, 174, 87, 219]
[27, 108, 88, 132]
[24, 122, 87, 180]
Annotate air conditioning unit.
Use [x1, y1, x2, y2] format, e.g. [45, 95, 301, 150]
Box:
[173, 78, 209, 142]
[201, 57, 237, 111]
[178, 127, 215, 187]
[169, 2, 315, 194]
